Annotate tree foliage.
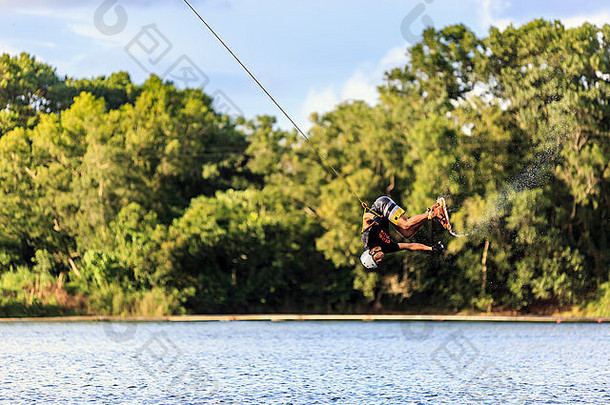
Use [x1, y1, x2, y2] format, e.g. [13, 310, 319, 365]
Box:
[0, 19, 609, 315]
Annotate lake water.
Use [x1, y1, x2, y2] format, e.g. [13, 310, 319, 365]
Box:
[0, 321, 608, 404]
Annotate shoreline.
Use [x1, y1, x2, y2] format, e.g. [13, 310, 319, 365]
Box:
[0, 314, 607, 323]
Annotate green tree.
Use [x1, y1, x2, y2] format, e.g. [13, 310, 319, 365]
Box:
[0, 53, 70, 135]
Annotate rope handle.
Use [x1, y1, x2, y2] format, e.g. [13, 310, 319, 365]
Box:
[362, 202, 383, 218]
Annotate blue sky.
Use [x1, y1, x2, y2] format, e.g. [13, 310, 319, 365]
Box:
[1, 0, 609, 131]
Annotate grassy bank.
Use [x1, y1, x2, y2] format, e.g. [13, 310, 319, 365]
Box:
[1, 266, 608, 318]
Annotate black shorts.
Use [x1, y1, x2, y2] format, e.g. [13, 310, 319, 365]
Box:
[370, 196, 405, 225]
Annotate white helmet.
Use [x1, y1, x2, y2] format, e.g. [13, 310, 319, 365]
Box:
[360, 249, 378, 269]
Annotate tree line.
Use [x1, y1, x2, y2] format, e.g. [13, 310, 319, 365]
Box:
[0, 19, 608, 316]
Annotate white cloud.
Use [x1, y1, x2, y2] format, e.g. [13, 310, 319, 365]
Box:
[6, 5, 88, 21]
[379, 46, 409, 68]
[474, 0, 513, 30]
[472, 0, 610, 32]
[301, 88, 339, 120]
[342, 70, 378, 103]
[4, 4, 125, 49]
[67, 23, 126, 48]
[300, 46, 409, 124]
[561, 12, 610, 28]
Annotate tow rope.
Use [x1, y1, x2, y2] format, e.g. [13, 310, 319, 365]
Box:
[181, 0, 384, 218]
[182, 1, 473, 237]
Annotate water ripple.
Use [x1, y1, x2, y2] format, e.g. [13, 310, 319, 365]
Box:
[0, 321, 608, 404]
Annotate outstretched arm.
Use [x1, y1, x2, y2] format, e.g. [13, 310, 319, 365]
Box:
[397, 241, 444, 252]
[397, 242, 432, 251]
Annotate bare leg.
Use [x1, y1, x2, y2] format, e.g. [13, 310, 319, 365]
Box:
[394, 212, 430, 239]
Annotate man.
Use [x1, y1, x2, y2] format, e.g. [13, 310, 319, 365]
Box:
[360, 196, 450, 269]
